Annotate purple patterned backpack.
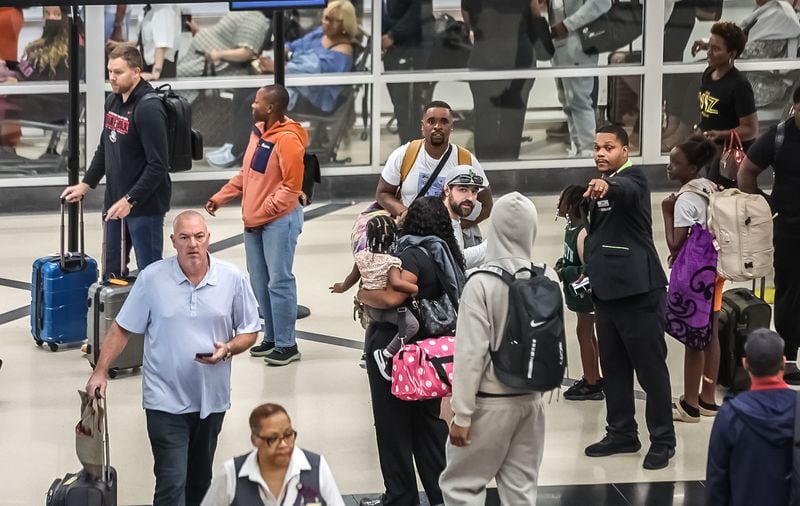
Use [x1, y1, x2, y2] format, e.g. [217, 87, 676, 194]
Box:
[665, 223, 718, 350]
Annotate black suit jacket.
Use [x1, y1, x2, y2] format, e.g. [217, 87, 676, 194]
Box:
[585, 164, 667, 302]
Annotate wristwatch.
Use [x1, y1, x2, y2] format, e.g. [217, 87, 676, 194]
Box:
[125, 194, 137, 207]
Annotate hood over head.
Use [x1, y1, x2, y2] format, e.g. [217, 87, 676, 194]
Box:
[485, 192, 538, 272]
[730, 389, 796, 447]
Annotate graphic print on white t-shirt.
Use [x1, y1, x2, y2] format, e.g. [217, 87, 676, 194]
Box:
[416, 172, 446, 199]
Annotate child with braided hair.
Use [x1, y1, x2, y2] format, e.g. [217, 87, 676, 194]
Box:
[555, 184, 603, 401]
[331, 214, 419, 379]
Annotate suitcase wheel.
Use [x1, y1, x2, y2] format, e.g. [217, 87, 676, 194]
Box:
[109, 368, 119, 379]
[34, 338, 43, 347]
[48, 343, 59, 352]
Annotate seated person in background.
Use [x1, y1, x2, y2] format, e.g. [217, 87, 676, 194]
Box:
[177, 10, 269, 102]
[18, 6, 71, 81]
[2, 6, 75, 132]
[201, 403, 345, 506]
[207, 1, 359, 168]
[259, 0, 359, 114]
[705, 329, 796, 506]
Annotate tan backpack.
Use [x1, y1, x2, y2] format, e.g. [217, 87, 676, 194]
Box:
[707, 188, 774, 281]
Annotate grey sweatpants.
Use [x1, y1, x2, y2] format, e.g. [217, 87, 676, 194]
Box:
[439, 394, 545, 506]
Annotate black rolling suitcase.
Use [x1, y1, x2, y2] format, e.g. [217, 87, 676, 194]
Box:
[47, 391, 117, 506]
[86, 219, 143, 378]
[718, 281, 772, 391]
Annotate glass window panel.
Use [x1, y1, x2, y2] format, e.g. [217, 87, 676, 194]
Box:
[0, 91, 83, 178]
[665, 0, 800, 63]
[379, 75, 642, 163]
[186, 84, 370, 171]
[662, 71, 793, 153]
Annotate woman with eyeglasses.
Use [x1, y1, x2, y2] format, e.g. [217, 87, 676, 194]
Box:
[201, 403, 345, 505]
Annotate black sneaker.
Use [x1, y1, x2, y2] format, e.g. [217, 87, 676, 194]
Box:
[373, 349, 393, 381]
[585, 434, 641, 457]
[250, 342, 275, 357]
[643, 444, 675, 470]
[264, 346, 301, 366]
[564, 378, 604, 401]
[359, 353, 367, 369]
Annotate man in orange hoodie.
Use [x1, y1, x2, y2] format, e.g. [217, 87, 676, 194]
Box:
[206, 84, 308, 366]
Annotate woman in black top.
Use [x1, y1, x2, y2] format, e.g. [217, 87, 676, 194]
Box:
[357, 197, 465, 506]
[692, 21, 758, 186]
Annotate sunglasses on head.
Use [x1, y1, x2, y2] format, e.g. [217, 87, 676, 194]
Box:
[449, 174, 484, 186]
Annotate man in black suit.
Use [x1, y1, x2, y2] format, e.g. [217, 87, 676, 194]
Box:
[382, 0, 434, 144]
[582, 124, 676, 470]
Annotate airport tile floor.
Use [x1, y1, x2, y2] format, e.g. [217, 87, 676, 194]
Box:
[0, 193, 775, 505]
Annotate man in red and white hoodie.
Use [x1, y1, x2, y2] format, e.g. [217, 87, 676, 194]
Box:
[206, 84, 308, 366]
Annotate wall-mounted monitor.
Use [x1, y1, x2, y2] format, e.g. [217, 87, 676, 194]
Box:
[229, 0, 327, 10]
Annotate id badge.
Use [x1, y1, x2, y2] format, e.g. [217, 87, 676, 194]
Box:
[251, 139, 275, 174]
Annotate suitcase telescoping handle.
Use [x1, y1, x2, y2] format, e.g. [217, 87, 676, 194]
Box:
[101, 215, 127, 279]
[94, 388, 111, 483]
[60, 198, 86, 271]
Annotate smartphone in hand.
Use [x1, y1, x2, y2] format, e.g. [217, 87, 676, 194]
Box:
[195, 352, 213, 359]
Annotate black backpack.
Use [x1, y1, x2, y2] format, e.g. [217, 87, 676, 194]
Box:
[106, 84, 203, 173]
[148, 84, 203, 172]
[471, 264, 567, 391]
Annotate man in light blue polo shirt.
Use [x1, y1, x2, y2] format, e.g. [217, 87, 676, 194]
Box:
[86, 210, 261, 506]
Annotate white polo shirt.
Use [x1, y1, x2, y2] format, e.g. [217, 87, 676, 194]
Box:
[116, 255, 261, 419]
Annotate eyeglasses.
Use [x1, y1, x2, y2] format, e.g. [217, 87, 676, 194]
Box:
[323, 15, 342, 23]
[448, 174, 484, 186]
[254, 429, 297, 448]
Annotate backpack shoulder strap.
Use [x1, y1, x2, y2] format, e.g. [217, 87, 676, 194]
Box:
[400, 139, 424, 184]
[456, 144, 472, 166]
[104, 93, 115, 113]
[468, 265, 515, 285]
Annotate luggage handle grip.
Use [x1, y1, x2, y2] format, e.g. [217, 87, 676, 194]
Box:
[60, 198, 87, 271]
[101, 214, 127, 279]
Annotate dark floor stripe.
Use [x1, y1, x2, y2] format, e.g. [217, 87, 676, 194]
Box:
[0, 305, 29, 325]
[296, 330, 364, 350]
[0, 277, 30, 291]
[208, 202, 350, 254]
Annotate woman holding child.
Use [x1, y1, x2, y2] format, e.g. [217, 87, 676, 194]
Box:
[357, 196, 465, 506]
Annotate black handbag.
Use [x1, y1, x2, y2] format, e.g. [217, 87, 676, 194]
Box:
[579, 0, 643, 55]
[414, 292, 457, 339]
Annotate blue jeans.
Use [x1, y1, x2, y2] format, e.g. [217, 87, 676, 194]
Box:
[145, 410, 225, 506]
[104, 214, 164, 278]
[243, 205, 303, 348]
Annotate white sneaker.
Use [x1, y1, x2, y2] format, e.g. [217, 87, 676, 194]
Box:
[373, 349, 392, 381]
[206, 143, 233, 156]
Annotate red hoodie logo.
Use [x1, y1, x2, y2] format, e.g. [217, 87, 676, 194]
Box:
[105, 111, 130, 139]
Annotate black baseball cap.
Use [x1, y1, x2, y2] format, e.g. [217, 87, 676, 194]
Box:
[744, 329, 785, 377]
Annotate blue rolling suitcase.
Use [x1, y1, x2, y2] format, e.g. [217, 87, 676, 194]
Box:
[31, 200, 98, 351]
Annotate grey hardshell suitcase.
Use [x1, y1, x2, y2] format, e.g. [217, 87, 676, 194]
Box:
[86, 219, 143, 377]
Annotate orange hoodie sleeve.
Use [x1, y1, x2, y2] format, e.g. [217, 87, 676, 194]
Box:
[210, 170, 244, 207]
[209, 130, 260, 206]
[263, 132, 304, 217]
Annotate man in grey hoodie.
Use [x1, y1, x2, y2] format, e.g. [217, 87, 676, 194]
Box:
[439, 192, 555, 505]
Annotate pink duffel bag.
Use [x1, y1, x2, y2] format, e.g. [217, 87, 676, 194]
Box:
[391, 335, 455, 401]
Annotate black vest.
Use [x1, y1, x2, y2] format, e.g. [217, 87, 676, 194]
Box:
[231, 449, 325, 506]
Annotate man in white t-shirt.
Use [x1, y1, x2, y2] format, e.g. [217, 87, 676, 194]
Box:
[375, 100, 493, 243]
